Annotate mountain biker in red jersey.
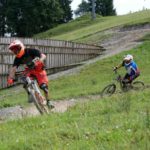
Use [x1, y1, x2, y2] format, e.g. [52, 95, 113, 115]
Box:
[114, 54, 140, 86]
[7, 39, 54, 108]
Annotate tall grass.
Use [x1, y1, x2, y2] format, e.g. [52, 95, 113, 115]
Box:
[0, 88, 149, 150]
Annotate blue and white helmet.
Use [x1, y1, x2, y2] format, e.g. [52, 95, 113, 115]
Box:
[124, 54, 133, 61]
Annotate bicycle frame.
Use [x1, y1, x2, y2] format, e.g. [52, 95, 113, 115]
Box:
[16, 69, 48, 114]
[113, 70, 125, 91]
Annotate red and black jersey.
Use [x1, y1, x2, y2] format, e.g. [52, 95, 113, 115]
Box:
[13, 48, 41, 68]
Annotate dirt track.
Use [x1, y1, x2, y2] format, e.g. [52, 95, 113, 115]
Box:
[0, 24, 150, 122]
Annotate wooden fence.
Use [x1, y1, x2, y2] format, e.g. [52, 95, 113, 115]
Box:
[0, 37, 105, 89]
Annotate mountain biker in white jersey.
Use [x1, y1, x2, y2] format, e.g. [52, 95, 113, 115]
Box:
[114, 54, 140, 85]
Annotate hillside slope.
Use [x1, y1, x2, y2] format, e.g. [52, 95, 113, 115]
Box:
[35, 10, 150, 43]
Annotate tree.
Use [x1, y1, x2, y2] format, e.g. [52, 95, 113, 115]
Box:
[75, 0, 116, 17]
[74, 0, 90, 17]
[91, 0, 96, 20]
[0, 0, 7, 36]
[59, 0, 73, 23]
[94, 0, 116, 16]
[1, 0, 66, 37]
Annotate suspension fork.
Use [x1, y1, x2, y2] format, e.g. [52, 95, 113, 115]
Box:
[31, 81, 41, 95]
[23, 76, 37, 92]
[31, 80, 46, 105]
[22, 77, 37, 96]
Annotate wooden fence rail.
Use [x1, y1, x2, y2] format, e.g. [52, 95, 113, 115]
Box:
[0, 37, 105, 89]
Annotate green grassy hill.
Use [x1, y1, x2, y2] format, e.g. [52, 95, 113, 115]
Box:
[0, 11, 150, 150]
[35, 10, 150, 43]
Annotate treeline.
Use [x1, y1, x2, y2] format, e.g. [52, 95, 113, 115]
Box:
[0, 0, 116, 37]
[0, 0, 72, 37]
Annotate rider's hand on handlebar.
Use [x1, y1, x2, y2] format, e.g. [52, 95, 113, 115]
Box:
[32, 57, 40, 63]
[113, 66, 118, 71]
[28, 58, 40, 69]
[29, 60, 44, 70]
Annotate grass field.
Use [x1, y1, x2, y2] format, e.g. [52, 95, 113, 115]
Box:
[0, 11, 150, 150]
[0, 88, 149, 150]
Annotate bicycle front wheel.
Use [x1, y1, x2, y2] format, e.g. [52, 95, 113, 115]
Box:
[132, 81, 145, 90]
[101, 84, 116, 97]
[30, 91, 49, 114]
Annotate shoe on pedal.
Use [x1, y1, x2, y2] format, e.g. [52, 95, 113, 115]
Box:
[47, 100, 54, 109]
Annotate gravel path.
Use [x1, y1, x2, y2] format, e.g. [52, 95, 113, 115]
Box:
[1, 24, 150, 122]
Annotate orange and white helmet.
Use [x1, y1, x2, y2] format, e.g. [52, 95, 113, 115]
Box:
[124, 54, 133, 61]
[8, 40, 25, 58]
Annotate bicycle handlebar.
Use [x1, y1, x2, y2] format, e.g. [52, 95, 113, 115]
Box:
[113, 68, 118, 74]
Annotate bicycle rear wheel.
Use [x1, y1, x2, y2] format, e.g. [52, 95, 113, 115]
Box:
[30, 91, 49, 114]
[101, 84, 116, 97]
[132, 81, 145, 90]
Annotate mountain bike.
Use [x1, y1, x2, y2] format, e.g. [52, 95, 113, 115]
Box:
[15, 69, 50, 115]
[101, 70, 145, 97]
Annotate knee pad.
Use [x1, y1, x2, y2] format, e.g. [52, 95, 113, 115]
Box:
[40, 83, 48, 93]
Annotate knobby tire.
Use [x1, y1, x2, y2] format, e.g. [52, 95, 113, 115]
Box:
[101, 84, 116, 97]
[132, 81, 145, 90]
